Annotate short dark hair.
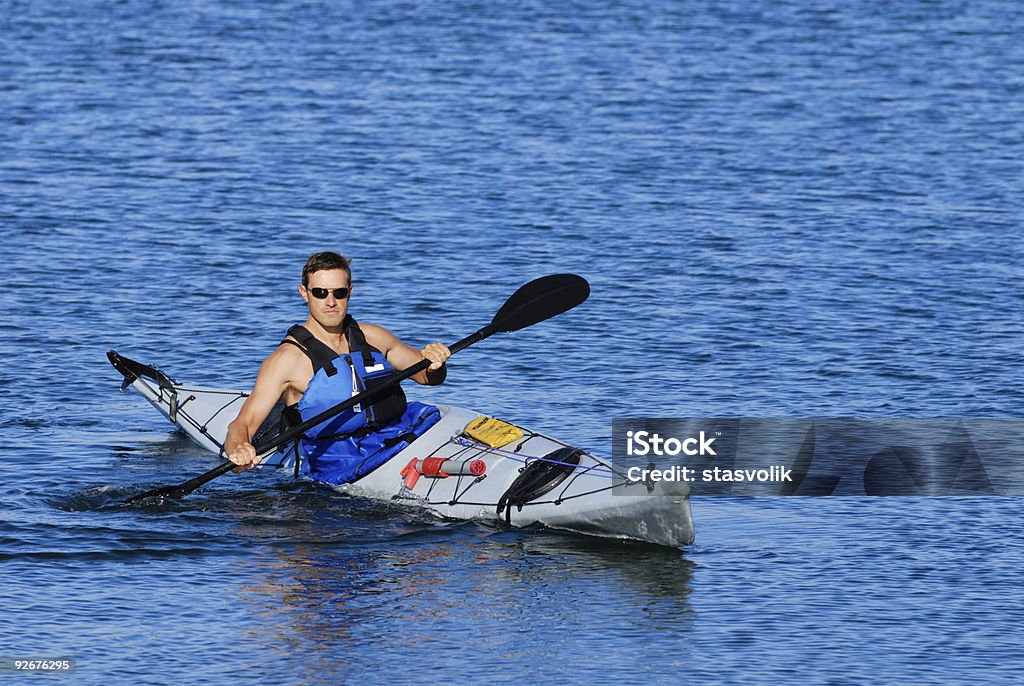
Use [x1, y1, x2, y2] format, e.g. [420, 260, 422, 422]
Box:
[302, 251, 351, 286]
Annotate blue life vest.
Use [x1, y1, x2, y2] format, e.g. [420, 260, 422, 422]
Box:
[283, 318, 441, 485]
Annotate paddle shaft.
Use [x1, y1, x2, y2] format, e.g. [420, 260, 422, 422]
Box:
[158, 324, 498, 498]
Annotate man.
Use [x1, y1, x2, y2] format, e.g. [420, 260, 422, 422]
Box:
[225, 251, 450, 483]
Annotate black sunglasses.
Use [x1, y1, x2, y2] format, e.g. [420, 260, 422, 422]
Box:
[308, 287, 350, 300]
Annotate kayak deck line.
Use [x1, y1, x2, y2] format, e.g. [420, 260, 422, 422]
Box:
[398, 439, 608, 508]
[109, 350, 695, 547]
[450, 436, 623, 478]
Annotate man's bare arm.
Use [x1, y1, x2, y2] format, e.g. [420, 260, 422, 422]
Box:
[224, 346, 303, 470]
[362, 324, 450, 385]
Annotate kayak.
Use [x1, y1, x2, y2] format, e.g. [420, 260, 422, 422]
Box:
[108, 350, 694, 547]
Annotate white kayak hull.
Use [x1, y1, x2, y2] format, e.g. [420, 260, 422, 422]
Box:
[109, 351, 694, 547]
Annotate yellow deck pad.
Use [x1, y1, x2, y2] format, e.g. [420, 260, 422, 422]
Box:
[462, 416, 524, 448]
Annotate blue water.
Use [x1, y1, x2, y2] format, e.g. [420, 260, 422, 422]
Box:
[2, 0, 1023, 683]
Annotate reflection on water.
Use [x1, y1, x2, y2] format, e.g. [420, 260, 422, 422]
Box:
[234, 524, 695, 680]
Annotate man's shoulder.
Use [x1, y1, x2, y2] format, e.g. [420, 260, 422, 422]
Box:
[357, 321, 389, 337]
[355, 322, 401, 353]
[263, 339, 312, 374]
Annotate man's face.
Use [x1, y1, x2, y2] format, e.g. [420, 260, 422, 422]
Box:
[300, 268, 351, 329]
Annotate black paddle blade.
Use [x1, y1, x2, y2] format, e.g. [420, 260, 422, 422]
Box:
[123, 461, 236, 505]
[123, 485, 186, 504]
[490, 274, 590, 333]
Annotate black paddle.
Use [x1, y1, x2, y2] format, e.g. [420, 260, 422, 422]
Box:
[124, 273, 590, 504]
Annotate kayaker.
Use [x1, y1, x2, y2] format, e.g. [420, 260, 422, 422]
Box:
[223, 251, 450, 481]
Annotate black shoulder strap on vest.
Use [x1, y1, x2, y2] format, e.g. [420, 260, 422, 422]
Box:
[344, 316, 377, 369]
[283, 325, 338, 377]
[343, 315, 409, 427]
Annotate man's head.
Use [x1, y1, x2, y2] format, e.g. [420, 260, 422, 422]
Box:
[299, 251, 353, 330]
[301, 251, 351, 287]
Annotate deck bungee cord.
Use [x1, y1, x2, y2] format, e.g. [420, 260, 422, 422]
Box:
[406, 434, 643, 523]
[450, 436, 623, 478]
